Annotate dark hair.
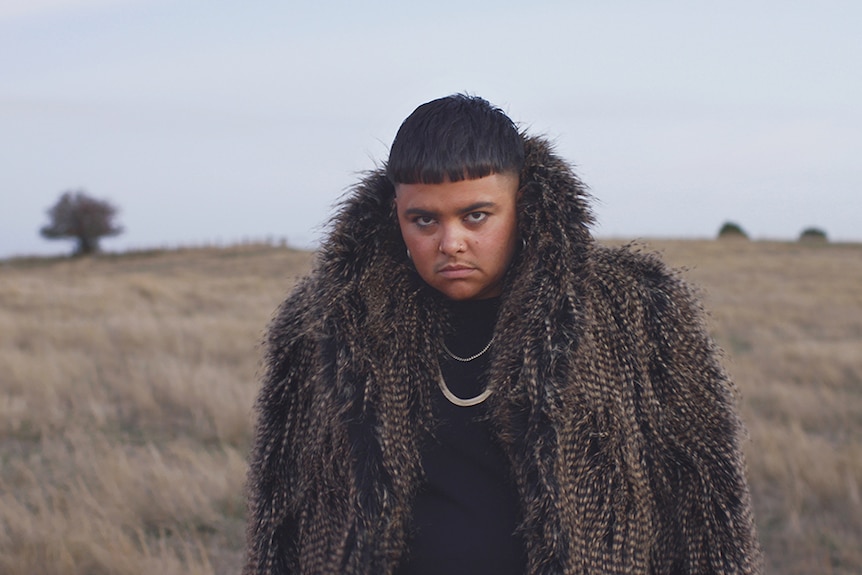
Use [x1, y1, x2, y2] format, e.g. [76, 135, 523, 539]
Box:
[386, 94, 524, 185]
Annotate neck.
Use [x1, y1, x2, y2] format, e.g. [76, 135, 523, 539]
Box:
[444, 297, 500, 357]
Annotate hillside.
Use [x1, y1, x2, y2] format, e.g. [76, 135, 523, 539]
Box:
[1, 240, 860, 574]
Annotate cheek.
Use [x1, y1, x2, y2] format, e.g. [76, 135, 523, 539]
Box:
[488, 216, 518, 247]
[410, 238, 436, 261]
[490, 221, 519, 267]
[397, 218, 419, 251]
[398, 223, 418, 249]
[400, 228, 434, 266]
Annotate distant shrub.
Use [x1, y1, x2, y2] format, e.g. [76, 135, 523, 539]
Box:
[799, 227, 828, 243]
[40, 189, 123, 256]
[718, 221, 749, 240]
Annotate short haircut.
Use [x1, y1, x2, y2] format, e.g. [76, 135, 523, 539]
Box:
[386, 94, 524, 185]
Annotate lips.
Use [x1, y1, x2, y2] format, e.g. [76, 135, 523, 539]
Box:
[437, 264, 476, 279]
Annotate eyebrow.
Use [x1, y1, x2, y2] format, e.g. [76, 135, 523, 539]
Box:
[403, 201, 498, 218]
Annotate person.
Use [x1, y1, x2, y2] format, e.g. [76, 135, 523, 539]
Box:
[243, 94, 762, 574]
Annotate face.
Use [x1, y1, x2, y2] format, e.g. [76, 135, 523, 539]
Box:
[395, 172, 520, 301]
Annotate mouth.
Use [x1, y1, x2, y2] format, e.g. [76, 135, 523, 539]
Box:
[437, 264, 476, 279]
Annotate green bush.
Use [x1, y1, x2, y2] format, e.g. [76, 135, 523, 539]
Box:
[799, 227, 828, 243]
[718, 221, 749, 240]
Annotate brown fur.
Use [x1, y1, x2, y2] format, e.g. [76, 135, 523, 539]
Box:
[244, 136, 762, 574]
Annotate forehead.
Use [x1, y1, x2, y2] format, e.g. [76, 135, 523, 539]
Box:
[394, 173, 518, 209]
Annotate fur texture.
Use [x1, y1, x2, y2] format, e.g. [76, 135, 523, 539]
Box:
[244, 136, 762, 574]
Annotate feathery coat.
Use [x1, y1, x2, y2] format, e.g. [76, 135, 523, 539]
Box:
[244, 136, 762, 574]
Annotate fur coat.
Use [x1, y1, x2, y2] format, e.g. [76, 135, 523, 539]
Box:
[244, 136, 762, 574]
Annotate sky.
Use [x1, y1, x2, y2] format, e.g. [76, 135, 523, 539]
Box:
[1, 0, 860, 257]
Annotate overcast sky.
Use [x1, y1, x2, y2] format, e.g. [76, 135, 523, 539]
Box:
[2, 0, 860, 257]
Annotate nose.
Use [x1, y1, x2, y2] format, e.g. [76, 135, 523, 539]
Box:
[438, 224, 465, 254]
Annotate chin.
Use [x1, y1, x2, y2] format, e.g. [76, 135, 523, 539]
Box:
[433, 284, 476, 301]
[442, 292, 476, 301]
[437, 284, 499, 301]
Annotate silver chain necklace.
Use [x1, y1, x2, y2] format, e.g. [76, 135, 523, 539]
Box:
[438, 336, 495, 406]
[441, 337, 494, 362]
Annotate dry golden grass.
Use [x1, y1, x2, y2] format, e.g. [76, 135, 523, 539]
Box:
[0, 245, 312, 575]
[1, 239, 860, 574]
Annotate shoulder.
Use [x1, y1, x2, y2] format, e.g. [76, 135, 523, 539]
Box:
[267, 273, 325, 352]
[590, 243, 683, 287]
[588, 243, 701, 315]
[583, 243, 721, 375]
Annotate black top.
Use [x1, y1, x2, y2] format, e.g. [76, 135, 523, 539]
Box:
[395, 297, 527, 575]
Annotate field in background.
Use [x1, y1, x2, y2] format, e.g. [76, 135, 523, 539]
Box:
[1, 240, 860, 574]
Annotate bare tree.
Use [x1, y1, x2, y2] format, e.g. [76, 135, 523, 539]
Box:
[40, 190, 124, 255]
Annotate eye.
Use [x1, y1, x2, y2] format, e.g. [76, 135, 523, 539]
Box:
[464, 212, 488, 224]
[413, 215, 436, 228]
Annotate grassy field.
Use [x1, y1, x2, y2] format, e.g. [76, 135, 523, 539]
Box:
[1, 239, 860, 574]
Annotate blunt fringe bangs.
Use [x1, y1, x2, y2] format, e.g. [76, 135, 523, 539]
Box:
[387, 94, 524, 185]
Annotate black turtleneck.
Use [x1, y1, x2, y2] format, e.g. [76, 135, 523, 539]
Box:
[395, 297, 526, 575]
